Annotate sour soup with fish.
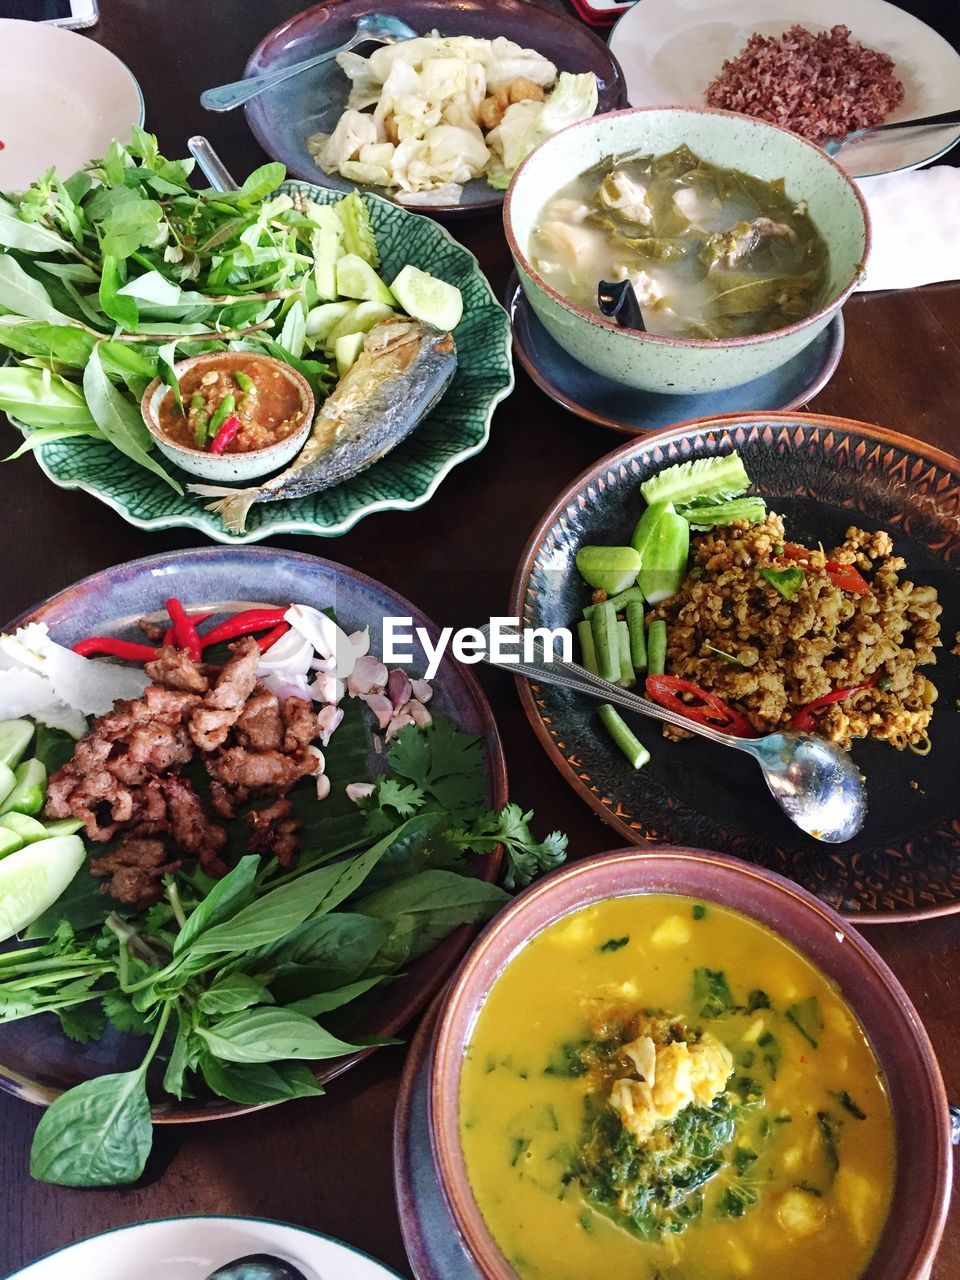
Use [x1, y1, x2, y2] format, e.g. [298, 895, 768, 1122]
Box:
[529, 146, 830, 340]
[459, 894, 893, 1280]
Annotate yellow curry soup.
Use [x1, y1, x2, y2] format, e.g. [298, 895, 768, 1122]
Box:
[459, 894, 894, 1280]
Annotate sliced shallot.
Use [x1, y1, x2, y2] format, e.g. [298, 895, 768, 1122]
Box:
[347, 654, 388, 696]
[362, 692, 394, 730]
[316, 704, 344, 746]
[346, 781, 376, 804]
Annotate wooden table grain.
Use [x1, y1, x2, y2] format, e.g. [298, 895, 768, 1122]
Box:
[1, 2, 957, 1276]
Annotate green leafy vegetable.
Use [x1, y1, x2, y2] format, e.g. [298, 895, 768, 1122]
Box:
[598, 936, 629, 952]
[759, 566, 805, 601]
[785, 996, 823, 1049]
[692, 967, 735, 1018]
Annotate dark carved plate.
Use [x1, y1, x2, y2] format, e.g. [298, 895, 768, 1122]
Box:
[0, 547, 505, 1118]
[511, 413, 960, 922]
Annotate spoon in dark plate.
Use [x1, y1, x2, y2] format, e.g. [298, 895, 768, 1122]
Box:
[204, 1255, 310, 1280]
[200, 13, 418, 112]
[598, 278, 647, 331]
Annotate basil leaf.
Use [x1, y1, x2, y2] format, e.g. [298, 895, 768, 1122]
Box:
[29, 1067, 153, 1186]
[197, 973, 273, 1017]
[285, 975, 387, 1018]
[237, 162, 286, 206]
[162, 1011, 196, 1100]
[82, 344, 184, 493]
[0, 318, 96, 367]
[4, 424, 103, 460]
[98, 197, 163, 259]
[197, 1007, 371, 1063]
[759, 567, 804, 601]
[278, 298, 307, 359]
[0, 207, 73, 255]
[0, 256, 78, 325]
[249, 913, 388, 1001]
[98, 256, 139, 329]
[117, 269, 182, 307]
[354, 870, 509, 961]
[198, 1054, 325, 1106]
[173, 855, 259, 954]
[0, 367, 97, 428]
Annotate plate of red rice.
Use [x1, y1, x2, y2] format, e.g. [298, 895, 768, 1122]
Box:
[609, 0, 960, 178]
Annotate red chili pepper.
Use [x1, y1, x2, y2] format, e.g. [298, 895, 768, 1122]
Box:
[782, 543, 869, 594]
[209, 414, 241, 456]
[199, 608, 289, 650]
[645, 675, 758, 738]
[72, 637, 157, 662]
[256, 621, 291, 653]
[165, 598, 202, 661]
[162, 611, 213, 647]
[789, 675, 879, 732]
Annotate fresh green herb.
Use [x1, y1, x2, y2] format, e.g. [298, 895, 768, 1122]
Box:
[578, 1211, 594, 1235]
[785, 996, 823, 1049]
[759, 566, 805, 601]
[598, 936, 630, 952]
[544, 1040, 590, 1078]
[704, 643, 746, 666]
[692, 967, 735, 1018]
[816, 1110, 842, 1186]
[746, 989, 771, 1013]
[510, 1136, 530, 1167]
[716, 1183, 757, 1217]
[831, 1090, 867, 1120]
[758, 1030, 781, 1081]
[692, 904, 707, 920]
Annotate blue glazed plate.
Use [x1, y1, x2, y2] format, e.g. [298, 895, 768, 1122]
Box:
[507, 272, 845, 435]
[5, 185, 513, 544]
[0, 547, 506, 1117]
[243, 0, 628, 216]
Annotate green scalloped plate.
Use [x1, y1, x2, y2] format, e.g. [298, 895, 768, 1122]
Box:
[6, 182, 514, 544]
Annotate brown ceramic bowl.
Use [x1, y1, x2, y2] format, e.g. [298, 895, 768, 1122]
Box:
[429, 847, 951, 1280]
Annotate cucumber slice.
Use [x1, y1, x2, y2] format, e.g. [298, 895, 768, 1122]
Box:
[336, 254, 396, 306]
[0, 758, 47, 817]
[0, 762, 15, 808]
[640, 452, 750, 507]
[325, 300, 395, 350]
[0, 828, 23, 860]
[390, 265, 463, 331]
[575, 546, 642, 596]
[335, 331, 366, 377]
[0, 720, 34, 769]
[305, 301, 356, 342]
[0, 812, 48, 844]
[0, 835, 86, 943]
[43, 818, 84, 837]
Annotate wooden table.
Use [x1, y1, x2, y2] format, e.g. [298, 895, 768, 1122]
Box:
[1, 2, 957, 1275]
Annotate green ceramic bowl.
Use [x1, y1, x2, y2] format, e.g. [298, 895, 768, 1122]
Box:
[504, 106, 870, 395]
[6, 182, 513, 545]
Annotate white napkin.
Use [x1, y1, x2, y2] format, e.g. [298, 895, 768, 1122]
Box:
[855, 166, 960, 292]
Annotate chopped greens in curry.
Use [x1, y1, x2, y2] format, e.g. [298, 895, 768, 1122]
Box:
[529, 145, 830, 340]
[459, 895, 893, 1280]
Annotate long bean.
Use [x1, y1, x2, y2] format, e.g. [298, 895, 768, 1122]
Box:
[591, 600, 620, 684]
[626, 602, 647, 674]
[207, 392, 235, 439]
[577, 620, 599, 675]
[598, 705, 650, 769]
[583, 586, 646, 620]
[617, 621, 635, 690]
[233, 370, 257, 395]
[647, 619, 667, 676]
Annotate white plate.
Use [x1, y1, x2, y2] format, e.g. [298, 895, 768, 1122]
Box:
[609, 0, 960, 178]
[0, 19, 143, 192]
[7, 1216, 403, 1280]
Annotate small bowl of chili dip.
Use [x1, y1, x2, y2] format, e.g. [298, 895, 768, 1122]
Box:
[141, 351, 314, 481]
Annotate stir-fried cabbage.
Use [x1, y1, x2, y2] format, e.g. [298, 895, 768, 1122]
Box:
[307, 33, 597, 202]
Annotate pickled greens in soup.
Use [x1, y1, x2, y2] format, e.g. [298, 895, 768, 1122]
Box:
[529, 146, 830, 339]
[459, 894, 894, 1280]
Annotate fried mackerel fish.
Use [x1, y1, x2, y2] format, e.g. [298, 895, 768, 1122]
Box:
[44, 637, 324, 908]
[648, 515, 941, 749]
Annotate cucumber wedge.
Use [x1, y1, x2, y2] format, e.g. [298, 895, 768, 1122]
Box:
[305, 301, 356, 342]
[575, 545, 642, 596]
[0, 812, 49, 844]
[0, 758, 47, 817]
[640, 452, 750, 507]
[0, 762, 15, 809]
[635, 508, 690, 604]
[0, 835, 86, 943]
[0, 828, 23, 859]
[324, 300, 395, 349]
[43, 818, 84, 837]
[0, 720, 34, 769]
[390, 265, 463, 331]
[336, 254, 396, 306]
[335, 331, 366, 377]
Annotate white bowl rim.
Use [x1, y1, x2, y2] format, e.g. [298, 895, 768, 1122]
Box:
[141, 350, 314, 460]
[503, 103, 872, 351]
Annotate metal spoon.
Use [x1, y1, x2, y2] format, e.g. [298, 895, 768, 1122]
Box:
[187, 135, 238, 192]
[479, 624, 867, 844]
[598, 278, 647, 331]
[204, 1254, 310, 1280]
[200, 13, 418, 112]
[823, 107, 960, 155]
